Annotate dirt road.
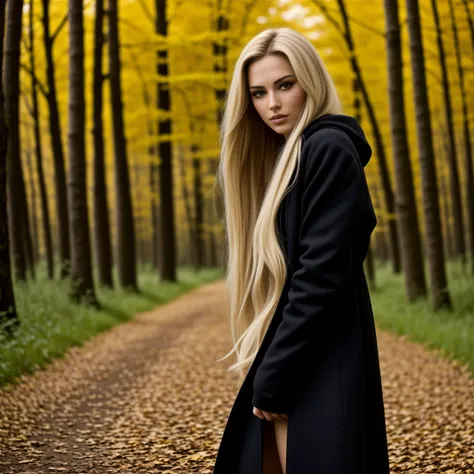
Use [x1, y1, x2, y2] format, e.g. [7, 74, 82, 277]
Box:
[0, 280, 472, 473]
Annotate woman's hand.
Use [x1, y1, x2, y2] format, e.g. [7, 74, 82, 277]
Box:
[253, 406, 288, 421]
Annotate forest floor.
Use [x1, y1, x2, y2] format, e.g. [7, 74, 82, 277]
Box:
[0, 279, 473, 474]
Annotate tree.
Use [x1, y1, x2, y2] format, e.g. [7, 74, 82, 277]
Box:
[383, 0, 426, 300]
[155, 0, 177, 281]
[108, 0, 138, 290]
[42, 0, 71, 278]
[431, 0, 465, 261]
[68, 0, 98, 304]
[4, 0, 35, 281]
[405, 0, 451, 310]
[92, 0, 113, 287]
[0, 0, 19, 336]
[312, 0, 401, 275]
[29, 0, 54, 279]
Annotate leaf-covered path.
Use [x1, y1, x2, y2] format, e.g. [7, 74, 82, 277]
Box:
[0, 280, 473, 473]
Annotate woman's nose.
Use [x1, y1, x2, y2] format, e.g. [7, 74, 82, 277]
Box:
[268, 92, 281, 110]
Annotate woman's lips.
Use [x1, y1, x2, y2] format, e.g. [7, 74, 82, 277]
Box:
[270, 115, 288, 124]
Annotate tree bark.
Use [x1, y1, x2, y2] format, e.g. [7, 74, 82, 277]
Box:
[42, 0, 71, 278]
[383, 0, 426, 300]
[0, 0, 19, 335]
[155, 0, 177, 281]
[431, 0, 465, 261]
[405, 0, 451, 310]
[192, 145, 205, 269]
[108, 0, 138, 290]
[92, 0, 113, 287]
[68, 0, 98, 305]
[30, 0, 54, 279]
[332, 0, 402, 274]
[4, 0, 33, 281]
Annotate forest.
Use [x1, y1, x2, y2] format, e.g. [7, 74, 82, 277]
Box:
[0, 0, 473, 472]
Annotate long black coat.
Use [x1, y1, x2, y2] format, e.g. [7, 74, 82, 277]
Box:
[212, 114, 390, 474]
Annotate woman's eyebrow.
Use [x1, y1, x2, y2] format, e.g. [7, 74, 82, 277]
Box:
[249, 74, 295, 89]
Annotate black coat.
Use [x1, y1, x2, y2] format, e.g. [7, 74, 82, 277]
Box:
[212, 114, 390, 474]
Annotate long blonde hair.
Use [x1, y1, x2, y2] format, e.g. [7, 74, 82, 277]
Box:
[216, 27, 342, 383]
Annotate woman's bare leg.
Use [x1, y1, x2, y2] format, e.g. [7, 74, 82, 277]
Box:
[262, 420, 283, 474]
[273, 418, 288, 474]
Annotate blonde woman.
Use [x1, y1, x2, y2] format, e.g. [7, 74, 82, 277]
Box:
[213, 27, 390, 474]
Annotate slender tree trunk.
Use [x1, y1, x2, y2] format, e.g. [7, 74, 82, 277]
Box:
[0, 0, 18, 335]
[192, 144, 205, 269]
[212, 2, 228, 271]
[435, 128, 451, 261]
[68, 0, 98, 305]
[155, 0, 177, 281]
[384, 0, 426, 300]
[431, 0, 465, 261]
[448, 0, 474, 276]
[108, 0, 138, 290]
[207, 159, 218, 267]
[331, 0, 401, 274]
[23, 129, 39, 267]
[439, 125, 456, 259]
[4, 0, 28, 281]
[177, 145, 195, 266]
[405, 0, 451, 310]
[353, 77, 375, 286]
[92, 0, 113, 287]
[30, 0, 54, 279]
[42, 0, 71, 278]
[149, 125, 159, 269]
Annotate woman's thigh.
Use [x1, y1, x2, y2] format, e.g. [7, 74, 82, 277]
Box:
[273, 419, 288, 474]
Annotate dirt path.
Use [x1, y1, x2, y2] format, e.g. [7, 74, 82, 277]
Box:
[0, 280, 473, 473]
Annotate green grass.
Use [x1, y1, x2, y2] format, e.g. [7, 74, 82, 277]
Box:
[1, 258, 473, 390]
[370, 259, 474, 377]
[0, 262, 224, 388]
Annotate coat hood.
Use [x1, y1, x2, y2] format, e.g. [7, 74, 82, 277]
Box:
[301, 113, 372, 167]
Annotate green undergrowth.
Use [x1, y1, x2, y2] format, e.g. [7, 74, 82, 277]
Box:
[1, 258, 472, 391]
[370, 259, 474, 378]
[0, 262, 224, 388]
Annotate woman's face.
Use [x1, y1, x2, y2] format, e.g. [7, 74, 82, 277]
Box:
[247, 54, 306, 140]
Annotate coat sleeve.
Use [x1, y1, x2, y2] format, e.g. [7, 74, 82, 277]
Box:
[252, 130, 366, 414]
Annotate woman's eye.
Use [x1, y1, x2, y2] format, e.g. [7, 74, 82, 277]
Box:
[251, 82, 294, 99]
[280, 82, 293, 90]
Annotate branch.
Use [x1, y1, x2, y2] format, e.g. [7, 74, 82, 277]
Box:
[19, 63, 49, 100]
[309, 0, 345, 37]
[51, 12, 68, 44]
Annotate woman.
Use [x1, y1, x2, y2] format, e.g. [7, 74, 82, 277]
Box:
[212, 27, 390, 474]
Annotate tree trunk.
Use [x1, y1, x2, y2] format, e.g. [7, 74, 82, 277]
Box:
[92, 0, 113, 287]
[335, 0, 401, 274]
[30, 0, 54, 279]
[439, 125, 456, 259]
[155, 0, 177, 281]
[108, 0, 138, 290]
[448, 0, 474, 276]
[192, 145, 205, 269]
[431, 0, 465, 261]
[4, 0, 30, 281]
[42, 0, 71, 278]
[68, 0, 98, 305]
[212, 3, 228, 270]
[0, 0, 19, 334]
[177, 145, 196, 267]
[405, 0, 451, 310]
[383, 0, 426, 300]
